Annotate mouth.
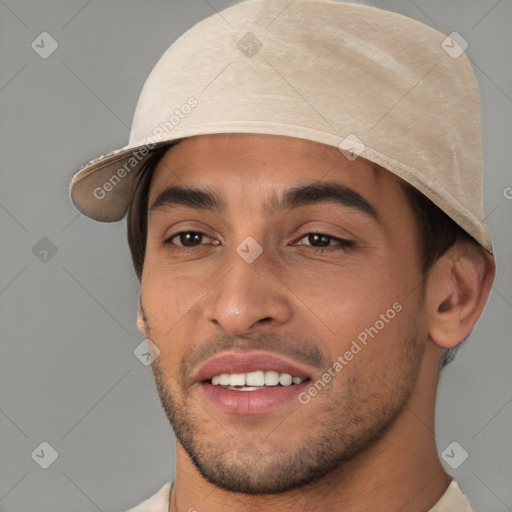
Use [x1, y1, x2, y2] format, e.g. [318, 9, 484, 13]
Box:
[210, 370, 307, 390]
[195, 350, 314, 415]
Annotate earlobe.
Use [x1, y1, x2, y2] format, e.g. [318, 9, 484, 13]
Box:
[427, 241, 495, 349]
[137, 296, 147, 334]
[137, 313, 146, 333]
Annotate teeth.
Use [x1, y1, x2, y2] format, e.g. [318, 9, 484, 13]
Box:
[246, 371, 265, 386]
[210, 371, 306, 387]
[265, 371, 280, 386]
[219, 373, 231, 386]
[279, 373, 292, 386]
[229, 373, 245, 386]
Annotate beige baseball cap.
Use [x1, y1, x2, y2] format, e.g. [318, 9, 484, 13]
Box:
[69, 0, 493, 254]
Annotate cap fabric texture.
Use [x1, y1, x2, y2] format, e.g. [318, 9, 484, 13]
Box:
[69, 0, 493, 254]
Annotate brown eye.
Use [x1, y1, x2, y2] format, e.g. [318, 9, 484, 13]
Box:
[306, 233, 331, 247]
[165, 231, 214, 248]
[293, 232, 354, 252]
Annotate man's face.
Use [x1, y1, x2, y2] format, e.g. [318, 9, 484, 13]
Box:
[141, 134, 429, 494]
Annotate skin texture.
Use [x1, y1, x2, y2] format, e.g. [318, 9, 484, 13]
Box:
[137, 134, 495, 512]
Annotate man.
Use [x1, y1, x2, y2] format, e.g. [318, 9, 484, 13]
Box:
[70, 1, 495, 510]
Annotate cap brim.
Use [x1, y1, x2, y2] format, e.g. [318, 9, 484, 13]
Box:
[70, 122, 494, 256]
[70, 142, 171, 222]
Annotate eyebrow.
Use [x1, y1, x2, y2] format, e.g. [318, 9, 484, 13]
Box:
[149, 182, 380, 223]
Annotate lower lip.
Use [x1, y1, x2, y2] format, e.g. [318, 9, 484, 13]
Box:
[200, 381, 310, 415]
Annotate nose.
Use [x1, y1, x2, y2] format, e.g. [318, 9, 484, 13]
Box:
[203, 247, 293, 336]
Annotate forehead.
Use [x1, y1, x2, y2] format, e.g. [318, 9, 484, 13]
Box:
[148, 134, 404, 210]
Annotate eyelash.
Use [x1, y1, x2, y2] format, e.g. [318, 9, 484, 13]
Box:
[163, 231, 354, 254]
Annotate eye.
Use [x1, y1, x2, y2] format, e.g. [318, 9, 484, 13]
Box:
[293, 232, 354, 252]
[164, 230, 217, 250]
[162, 230, 353, 254]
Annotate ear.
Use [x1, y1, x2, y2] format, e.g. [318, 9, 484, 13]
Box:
[137, 296, 147, 335]
[426, 240, 495, 349]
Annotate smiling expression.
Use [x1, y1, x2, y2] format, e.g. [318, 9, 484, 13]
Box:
[139, 133, 429, 494]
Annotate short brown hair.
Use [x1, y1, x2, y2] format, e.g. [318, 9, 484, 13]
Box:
[127, 143, 179, 282]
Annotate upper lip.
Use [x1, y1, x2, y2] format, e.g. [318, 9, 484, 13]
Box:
[195, 350, 314, 383]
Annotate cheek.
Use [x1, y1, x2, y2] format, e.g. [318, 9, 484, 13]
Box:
[321, 299, 423, 408]
[140, 260, 209, 350]
[280, 251, 415, 338]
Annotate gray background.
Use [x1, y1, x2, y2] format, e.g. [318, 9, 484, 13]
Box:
[0, 0, 511, 510]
